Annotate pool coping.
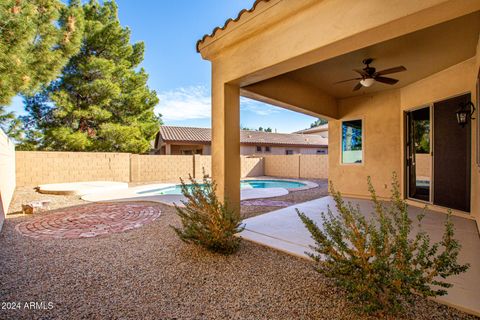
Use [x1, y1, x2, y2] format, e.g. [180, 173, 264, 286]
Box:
[81, 177, 318, 206]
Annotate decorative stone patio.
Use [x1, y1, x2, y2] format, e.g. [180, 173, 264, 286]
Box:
[15, 203, 161, 240]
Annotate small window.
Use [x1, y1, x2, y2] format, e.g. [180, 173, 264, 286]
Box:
[317, 149, 327, 154]
[286, 150, 294, 155]
[342, 119, 363, 164]
[256, 146, 262, 152]
[265, 146, 271, 152]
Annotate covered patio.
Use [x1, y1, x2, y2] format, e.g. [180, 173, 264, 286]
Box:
[197, 0, 480, 316]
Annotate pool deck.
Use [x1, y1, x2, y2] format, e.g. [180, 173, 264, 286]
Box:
[239, 196, 480, 316]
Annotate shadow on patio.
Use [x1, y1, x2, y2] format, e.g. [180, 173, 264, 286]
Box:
[240, 196, 480, 316]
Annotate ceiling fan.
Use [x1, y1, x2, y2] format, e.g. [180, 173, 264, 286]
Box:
[335, 58, 407, 91]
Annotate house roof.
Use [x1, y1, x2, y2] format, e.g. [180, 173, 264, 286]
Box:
[196, 0, 270, 52]
[158, 126, 327, 147]
[294, 124, 328, 135]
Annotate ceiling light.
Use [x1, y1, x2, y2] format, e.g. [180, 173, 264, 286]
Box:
[360, 78, 375, 87]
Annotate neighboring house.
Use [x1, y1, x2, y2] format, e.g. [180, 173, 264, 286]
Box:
[294, 123, 328, 138]
[153, 126, 328, 155]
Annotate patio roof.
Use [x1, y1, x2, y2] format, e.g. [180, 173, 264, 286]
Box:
[196, 0, 270, 52]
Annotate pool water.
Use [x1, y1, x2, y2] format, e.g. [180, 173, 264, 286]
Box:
[137, 179, 306, 195]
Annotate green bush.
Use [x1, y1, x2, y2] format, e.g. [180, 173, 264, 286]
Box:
[172, 174, 244, 254]
[297, 173, 469, 315]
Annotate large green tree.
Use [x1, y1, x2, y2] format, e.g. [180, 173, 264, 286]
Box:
[23, 0, 160, 153]
[0, 0, 84, 139]
[0, 0, 84, 105]
[310, 118, 328, 128]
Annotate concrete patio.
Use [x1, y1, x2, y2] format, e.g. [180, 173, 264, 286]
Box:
[240, 196, 480, 316]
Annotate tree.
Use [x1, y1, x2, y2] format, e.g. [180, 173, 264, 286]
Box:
[310, 118, 328, 128]
[22, 0, 160, 153]
[256, 126, 272, 132]
[0, 106, 22, 140]
[0, 0, 84, 105]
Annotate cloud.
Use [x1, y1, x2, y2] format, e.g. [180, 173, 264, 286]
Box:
[240, 97, 280, 116]
[155, 86, 211, 121]
[155, 86, 280, 121]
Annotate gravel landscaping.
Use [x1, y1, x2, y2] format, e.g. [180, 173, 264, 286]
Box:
[1, 182, 477, 319]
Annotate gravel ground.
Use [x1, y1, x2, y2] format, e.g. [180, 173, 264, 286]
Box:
[1, 184, 477, 319]
[241, 179, 329, 218]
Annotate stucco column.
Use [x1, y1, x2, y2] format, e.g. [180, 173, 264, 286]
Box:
[211, 73, 241, 212]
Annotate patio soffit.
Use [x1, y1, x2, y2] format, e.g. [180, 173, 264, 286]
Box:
[243, 11, 480, 100]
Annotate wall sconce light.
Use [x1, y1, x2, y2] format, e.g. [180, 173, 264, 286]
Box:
[456, 101, 476, 127]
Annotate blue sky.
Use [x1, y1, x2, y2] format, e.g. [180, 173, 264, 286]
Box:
[6, 0, 318, 133]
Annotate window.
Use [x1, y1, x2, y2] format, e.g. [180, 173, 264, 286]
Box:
[256, 146, 262, 152]
[265, 146, 271, 152]
[316, 149, 327, 154]
[342, 119, 363, 164]
[286, 150, 294, 155]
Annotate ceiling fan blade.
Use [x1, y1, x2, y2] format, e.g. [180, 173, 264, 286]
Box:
[334, 77, 362, 84]
[353, 82, 363, 91]
[375, 66, 406, 76]
[353, 69, 368, 77]
[375, 76, 399, 85]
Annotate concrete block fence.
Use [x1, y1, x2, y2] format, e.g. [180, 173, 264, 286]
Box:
[14, 152, 328, 187]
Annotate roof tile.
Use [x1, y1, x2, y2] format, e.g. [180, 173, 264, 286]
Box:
[159, 126, 327, 147]
[196, 0, 271, 52]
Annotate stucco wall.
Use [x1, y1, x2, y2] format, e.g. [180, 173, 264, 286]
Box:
[0, 130, 15, 230]
[16, 151, 130, 187]
[329, 90, 402, 198]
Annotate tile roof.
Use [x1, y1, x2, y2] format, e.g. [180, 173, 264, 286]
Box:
[294, 124, 329, 134]
[196, 0, 271, 52]
[158, 126, 327, 147]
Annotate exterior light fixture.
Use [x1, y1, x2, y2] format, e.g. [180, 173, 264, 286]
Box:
[360, 78, 375, 87]
[456, 101, 476, 127]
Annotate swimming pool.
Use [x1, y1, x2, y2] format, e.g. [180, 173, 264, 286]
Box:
[137, 179, 307, 196]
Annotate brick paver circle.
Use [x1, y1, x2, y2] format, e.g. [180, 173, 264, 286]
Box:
[16, 203, 161, 240]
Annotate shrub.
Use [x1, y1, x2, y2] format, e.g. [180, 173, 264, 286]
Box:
[297, 173, 469, 315]
[172, 174, 244, 254]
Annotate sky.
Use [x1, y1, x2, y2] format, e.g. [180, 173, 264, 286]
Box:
[6, 0, 318, 133]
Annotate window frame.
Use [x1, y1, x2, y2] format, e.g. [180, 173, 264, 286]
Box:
[340, 117, 365, 166]
[476, 69, 480, 167]
[265, 146, 271, 152]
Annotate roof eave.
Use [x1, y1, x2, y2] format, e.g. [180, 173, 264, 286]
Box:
[196, 0, 279, 59]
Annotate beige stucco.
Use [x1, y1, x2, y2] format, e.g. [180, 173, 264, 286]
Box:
[329, 89, 402, 198]
[0, 130, 15, 230]
[198, 0, 480, 225]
